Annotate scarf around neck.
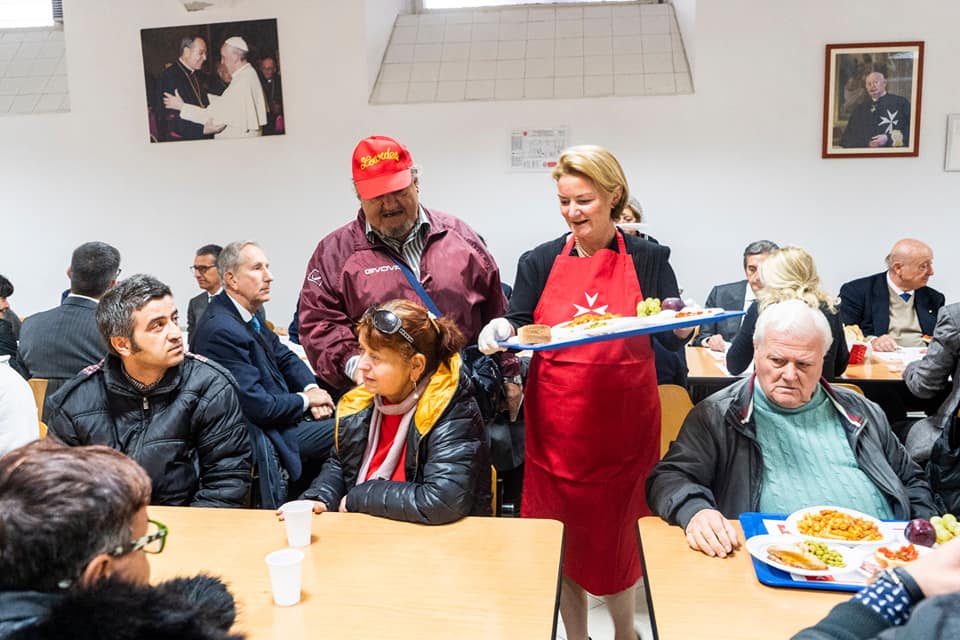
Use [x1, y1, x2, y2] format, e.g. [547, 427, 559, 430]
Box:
[356, 376, 430, 484]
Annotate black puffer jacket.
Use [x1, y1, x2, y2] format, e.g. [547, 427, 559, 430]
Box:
[302, 355, 492, 524]
[47, 354, 252, 507]
[0, 574, 243, 640]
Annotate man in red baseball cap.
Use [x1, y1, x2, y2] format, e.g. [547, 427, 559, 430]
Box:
[296, 135, 523, 422]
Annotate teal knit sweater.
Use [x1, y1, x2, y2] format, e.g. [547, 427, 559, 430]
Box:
[754, 385, 894, 518]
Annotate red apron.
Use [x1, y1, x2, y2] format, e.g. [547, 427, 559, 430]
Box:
[522, 232, 660, 595]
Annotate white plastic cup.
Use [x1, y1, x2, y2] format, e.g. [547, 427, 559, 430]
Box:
[279, 500, 314, 547]
[265, 548, 304, 606]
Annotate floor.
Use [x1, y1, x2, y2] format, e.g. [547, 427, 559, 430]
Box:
[554, 579, 655, 640]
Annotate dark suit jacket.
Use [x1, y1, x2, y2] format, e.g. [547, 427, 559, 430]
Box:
[191, 293, 314, 476]
[0, 318, 28, 379]
[839, 272, 944, 338]
[157, 61, 210, 140]
[18, 296, 105, 394]
[187, 291, 263, 350]
[695, 280, 748, 346]
[187, 292, 211, 349]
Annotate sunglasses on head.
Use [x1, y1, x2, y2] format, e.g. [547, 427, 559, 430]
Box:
[365, 306, 416, 348]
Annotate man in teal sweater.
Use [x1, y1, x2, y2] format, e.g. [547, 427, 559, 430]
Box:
[647, 299, 936, 558]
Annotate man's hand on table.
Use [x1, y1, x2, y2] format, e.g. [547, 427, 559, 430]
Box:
[704, 334, 726, 352]
[870, 335, 899, 352]
[685, 509, 742, 558]
[276, 501, 327, 520]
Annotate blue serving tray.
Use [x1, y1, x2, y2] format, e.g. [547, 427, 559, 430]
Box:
[498, 310, 745, 352]
[740, 512, 868, 593]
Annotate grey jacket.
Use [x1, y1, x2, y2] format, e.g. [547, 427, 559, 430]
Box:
[793, 591, 960, 640]
[18, 296, 105, 399]
[646, 377, 937, 529]
[903, 303, 960, 462]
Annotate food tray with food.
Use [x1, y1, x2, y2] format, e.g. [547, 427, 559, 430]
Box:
[498, 310, 746, 352]
[784, 506, 892, 546]
[744, 534, 858, 578]
[740, 512, 907, 592]
[853, 542, 934, 580]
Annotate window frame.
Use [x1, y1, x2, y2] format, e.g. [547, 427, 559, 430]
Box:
[415, 0, 644, 12]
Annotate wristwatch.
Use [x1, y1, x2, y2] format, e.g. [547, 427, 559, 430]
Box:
[883, 566, 925, 604]
[503, 375, 522, 385]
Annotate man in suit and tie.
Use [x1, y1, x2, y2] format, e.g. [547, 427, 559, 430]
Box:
[695, 240, 779, 351]
[19, 241, 121, 402]
[186, 244, 222, 348]
[840, 238, 943, 353]
[192, 241, 334, 507]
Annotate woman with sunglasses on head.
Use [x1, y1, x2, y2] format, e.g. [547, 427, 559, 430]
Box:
[298, 299, 491, 523]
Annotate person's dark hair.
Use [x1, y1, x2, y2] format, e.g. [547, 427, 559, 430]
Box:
[742, 240, 779, 269]
[0, 439, 151, 592]
[195, 243, 223, 259]
[357, 299, 465, 378]
[179, 35, 203, 57]
[70, 241, 121, 298]
[96, 274, 172, 356]
[0, 274, 12, 298]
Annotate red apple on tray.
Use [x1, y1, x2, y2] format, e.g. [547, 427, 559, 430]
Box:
[661, 297, 685, 311]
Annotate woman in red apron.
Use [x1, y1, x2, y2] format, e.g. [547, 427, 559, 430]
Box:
[479, 146, 691, 640]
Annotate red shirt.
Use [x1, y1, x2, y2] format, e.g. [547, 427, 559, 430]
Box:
[364, 410, 407, 482]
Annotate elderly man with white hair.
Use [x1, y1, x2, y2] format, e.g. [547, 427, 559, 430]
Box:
[162, 35, 267, 139]
[646, 299, 936, 558]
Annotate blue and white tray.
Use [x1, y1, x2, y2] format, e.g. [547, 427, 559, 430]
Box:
[497, 310, 745, 352]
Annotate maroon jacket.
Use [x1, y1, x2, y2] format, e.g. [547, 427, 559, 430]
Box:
[298, 207, 518, 391]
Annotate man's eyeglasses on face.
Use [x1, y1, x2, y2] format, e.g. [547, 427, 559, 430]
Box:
[109, 518, 168, 557]
[190, 265, 216, 275]
[364, 306, 416, 348]
[55, 519, 168, 590]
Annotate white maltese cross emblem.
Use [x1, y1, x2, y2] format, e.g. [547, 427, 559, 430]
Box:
[573, 291, 608, 317]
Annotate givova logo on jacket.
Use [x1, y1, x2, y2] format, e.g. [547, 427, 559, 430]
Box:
[363, 265, 401, 276]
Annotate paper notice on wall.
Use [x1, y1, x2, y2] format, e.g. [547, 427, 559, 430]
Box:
[509, 127, 568, 171]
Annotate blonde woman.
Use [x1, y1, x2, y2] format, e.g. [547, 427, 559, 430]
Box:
[479, 145, 691, 640]
[726, 246, 849, 377]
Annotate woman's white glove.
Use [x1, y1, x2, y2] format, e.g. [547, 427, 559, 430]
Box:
[478, 318, 515, 354]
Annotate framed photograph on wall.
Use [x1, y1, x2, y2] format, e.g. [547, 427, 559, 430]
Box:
[140, 18, 284, 143]
[821, 41, 923, 158]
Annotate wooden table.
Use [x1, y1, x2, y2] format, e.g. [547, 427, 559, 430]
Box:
[638, 517, 847, 640]
[149, 506, 563, 639]
[686, 346, 907, 382]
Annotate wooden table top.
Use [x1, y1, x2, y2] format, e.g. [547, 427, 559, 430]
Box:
[638, 517, 847, 640]
[685, 346, 906, 382]
[149, 506, 563, 639]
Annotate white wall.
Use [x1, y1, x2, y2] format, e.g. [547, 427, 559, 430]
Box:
[2, 0, 959, 327]
[364, 0, 410, 95]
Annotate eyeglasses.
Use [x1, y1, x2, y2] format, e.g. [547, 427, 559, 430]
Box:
[190, 265, 216, 275]
[364, 306, 416, 347]
[109, 518, 168, 557]
[55, 518, 168, 590]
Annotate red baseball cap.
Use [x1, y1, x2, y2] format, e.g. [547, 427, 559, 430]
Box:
[352, 135, 414, 200]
